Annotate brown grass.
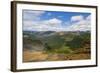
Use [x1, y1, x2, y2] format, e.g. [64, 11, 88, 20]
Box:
[23, 51, 48, 62]
[23, 50, 91, 62]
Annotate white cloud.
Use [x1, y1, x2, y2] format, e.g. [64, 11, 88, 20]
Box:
[23, 10, 45, 16]
[23, 18, 63, 31]
[23, 20, 39, 31]
[39, 18, 62, 31]
[86, 15, 91, 20]
[67, 22, 90, 31]
[43, 18, 62, 26]
[23, 10, 45, 21]
[67, 15, 91, 31]
[71, 15, 84, 22]
[23, 14, 91, 31]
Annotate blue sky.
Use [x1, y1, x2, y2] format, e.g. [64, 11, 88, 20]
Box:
[41, 11, 90, 22]
[23, 10, 91, 31]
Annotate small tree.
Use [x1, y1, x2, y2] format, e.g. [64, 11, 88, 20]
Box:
[44, 43, 52, 51]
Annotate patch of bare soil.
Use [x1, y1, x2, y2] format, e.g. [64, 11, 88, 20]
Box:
[23, 51, 48, 62]
[23, 50, 90, 62]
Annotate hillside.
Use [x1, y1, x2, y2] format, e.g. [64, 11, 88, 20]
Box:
[23, 31, 91, 62]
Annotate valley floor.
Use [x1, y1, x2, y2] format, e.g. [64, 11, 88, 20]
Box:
[23, 50, 91, 62]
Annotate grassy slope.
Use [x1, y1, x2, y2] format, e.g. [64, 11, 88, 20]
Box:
[23, 31, 91, 62]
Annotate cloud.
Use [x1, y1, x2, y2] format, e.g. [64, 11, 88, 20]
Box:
[23, 10, 45, 21]
[23, 10, 91, 32]
[23, 18, 63, 31]
[43, 18, 62, 27]
[71, 15, 84, 22]
[67, 15, 91, 31]
[86, 15, 91, 20]
[23, 20, 39, 31]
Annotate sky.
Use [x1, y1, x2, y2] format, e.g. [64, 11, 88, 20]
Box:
[23, 10, 91, 31]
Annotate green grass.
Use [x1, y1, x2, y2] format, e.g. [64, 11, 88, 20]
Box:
[55, 46, 73, 54]
[23, 31, 90, 55]
[45, 46, 73, 54]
